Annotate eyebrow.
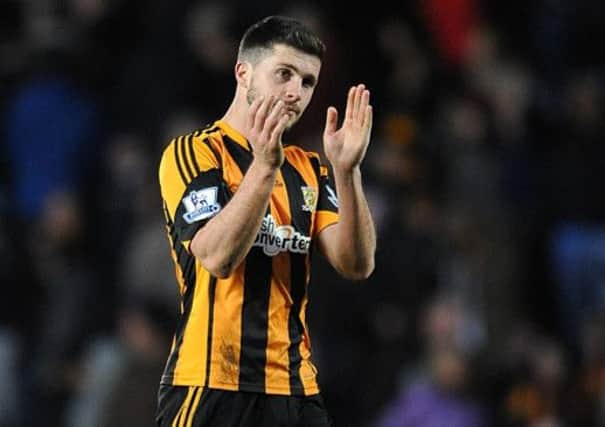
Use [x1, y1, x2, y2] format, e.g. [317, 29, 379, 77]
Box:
[276, 62, 317, 85]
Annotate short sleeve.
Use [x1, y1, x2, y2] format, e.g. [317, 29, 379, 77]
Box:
[159, 134, 229, 252]
[313, 164, 339, 238]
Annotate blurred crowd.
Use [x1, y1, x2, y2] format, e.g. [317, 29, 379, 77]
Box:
[1, 0, 605, 426]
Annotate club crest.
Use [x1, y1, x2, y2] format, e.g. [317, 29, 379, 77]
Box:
[301, 186, 318, 212]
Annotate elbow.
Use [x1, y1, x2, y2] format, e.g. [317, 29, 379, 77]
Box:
[203, 261, 235, 279]
[342, 269, 373, 281]
[207, 258, 236, 278]
[207, 265, 233, 279]
[195, 253, 236, 279]
[190, 234, 238, 278]
[340, 259, 375, 281]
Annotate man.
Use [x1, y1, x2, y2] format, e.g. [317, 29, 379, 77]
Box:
[156, 15, 376, 426]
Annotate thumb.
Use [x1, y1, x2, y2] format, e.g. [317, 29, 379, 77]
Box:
[323, 106, 338, 137]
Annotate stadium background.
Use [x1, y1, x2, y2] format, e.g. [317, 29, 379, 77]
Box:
[1, 0, 604, 425]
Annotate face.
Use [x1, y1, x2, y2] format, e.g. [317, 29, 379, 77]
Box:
[245, 44, 321, 129]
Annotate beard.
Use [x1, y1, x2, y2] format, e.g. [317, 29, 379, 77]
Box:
[246, 80, 298, 130]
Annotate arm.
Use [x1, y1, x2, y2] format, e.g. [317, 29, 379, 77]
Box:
[316, 84, 376, 280]
[317, 167, 375, 279]
[190, 97, 289, 278]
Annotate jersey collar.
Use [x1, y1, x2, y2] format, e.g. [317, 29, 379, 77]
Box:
[215, 120, 252, 152]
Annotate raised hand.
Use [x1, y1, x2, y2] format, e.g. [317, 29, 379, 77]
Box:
[323, 84, 373, 172]
[246, 95, 290, 169]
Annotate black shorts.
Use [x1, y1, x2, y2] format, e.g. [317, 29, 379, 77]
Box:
[156, 385, 333, 427]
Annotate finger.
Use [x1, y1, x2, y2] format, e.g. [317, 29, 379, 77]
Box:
[263, 100, 285, 136]
[247, 96, 264, 130]
[363, 105, 373, 132]
[344, 86, 355, 122]
[358, 89, 370, 122]
[254, 95, 274, 132]
[270, 113, 290, 143]
[323, 106, 338, 137]
[352, 84, 365, 121]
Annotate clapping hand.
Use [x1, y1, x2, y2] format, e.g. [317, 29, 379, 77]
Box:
[323, 84, 373, 172]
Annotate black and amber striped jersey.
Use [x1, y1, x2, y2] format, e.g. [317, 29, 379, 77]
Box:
[158, 120, 339, 396]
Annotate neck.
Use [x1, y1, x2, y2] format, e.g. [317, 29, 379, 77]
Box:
[220, 92, 250, 142]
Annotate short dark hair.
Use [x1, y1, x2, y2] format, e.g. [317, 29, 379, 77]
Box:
[238, 15, 325, 63]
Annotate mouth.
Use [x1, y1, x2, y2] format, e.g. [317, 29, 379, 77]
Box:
[285, 107, 300, 117]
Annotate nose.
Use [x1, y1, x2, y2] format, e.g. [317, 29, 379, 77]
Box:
[283, 78, 303, 103]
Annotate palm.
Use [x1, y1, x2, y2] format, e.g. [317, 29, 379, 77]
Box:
[323, 84, 373, 171]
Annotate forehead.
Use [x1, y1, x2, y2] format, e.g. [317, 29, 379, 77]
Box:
[258, 44, 321, 76]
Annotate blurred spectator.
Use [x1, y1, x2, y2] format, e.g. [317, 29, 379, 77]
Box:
[182, 0, 238, 118]
[421, 0, 480, 67]
[437, 95, 499, 217]
[373, 296, 487, 427]
[375, 18, 435, 116]
[116, 129, 180, 312]
[91, 132, 155, 312]
[504, 338, 567, 427]
[119, 214, 179, 310]
[4, 62, 100, 221]
[374, 349, 485, 427]
[545, 71, 605, 351]
[23, 191, 99, 426]
[566, 312, 605, 425]
[65, 296, 176, 427]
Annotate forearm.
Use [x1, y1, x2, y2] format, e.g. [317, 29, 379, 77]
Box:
[191, 160, 277, 277]
[332, 166, 376, 278]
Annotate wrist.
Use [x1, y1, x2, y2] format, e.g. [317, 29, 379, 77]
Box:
[332, 164, 361, 179]
[250, 159, 279, 178]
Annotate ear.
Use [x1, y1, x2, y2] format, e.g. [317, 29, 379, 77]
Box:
[235, 62, 251, 88]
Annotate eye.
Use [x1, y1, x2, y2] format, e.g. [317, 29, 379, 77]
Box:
[302, 77, 316, 88]
[277, 68, 292, 80]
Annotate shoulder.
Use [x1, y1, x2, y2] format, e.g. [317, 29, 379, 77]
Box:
[193, 123, 224, 149]
[285, 145, 321, 166]
[159, 125, 223, 184]
[285, 144, 318, 157]
[160, 123, 224, 159]
[284, 146, 328, 181]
